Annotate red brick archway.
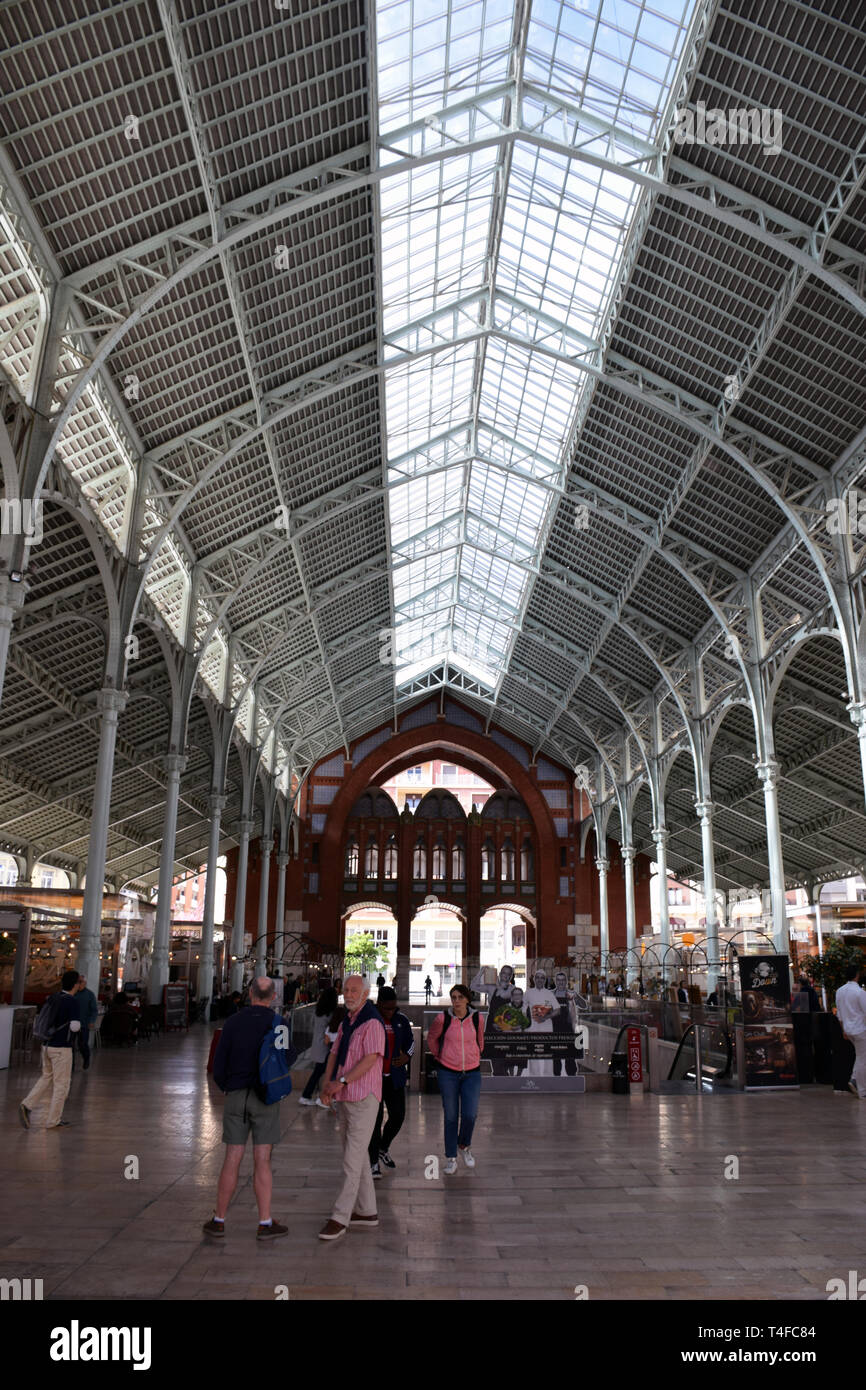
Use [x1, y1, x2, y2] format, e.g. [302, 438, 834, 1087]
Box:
[312, 723, 566, 983]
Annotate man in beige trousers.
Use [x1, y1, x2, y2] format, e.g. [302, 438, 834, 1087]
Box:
[318, 975, 384, 1241]
[19, 970, 82, 1130]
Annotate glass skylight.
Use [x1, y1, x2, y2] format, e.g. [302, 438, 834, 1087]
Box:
[376, 0, 695, 697]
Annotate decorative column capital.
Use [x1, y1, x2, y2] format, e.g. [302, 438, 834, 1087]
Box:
[621, 844, 636, 865]
[236, 817, 255, 838]
[847, 699, 866, 734]
[0, 572, 29, 614]
[260, 840, 273, 860]
[97, 687, 129, 716]
[755, 759, 779, 790]
[595, 857, 610, 874]
[651, 827, 669, 847]
[209, 792, 227, 815]
[276, 852, 290, 870]
[163, 753, 187, 777]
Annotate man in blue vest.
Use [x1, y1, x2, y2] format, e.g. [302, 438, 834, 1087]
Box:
[368, 987, 414, 1178]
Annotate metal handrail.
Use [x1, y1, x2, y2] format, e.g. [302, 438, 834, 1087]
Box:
[667, 1022, 733, 1082]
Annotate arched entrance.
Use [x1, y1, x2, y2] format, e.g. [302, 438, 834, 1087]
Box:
[410, 899, 465, 1000]
[479, 902, 537, 986]
[342, 902, 397, 986]
[316, 722, 560, 995]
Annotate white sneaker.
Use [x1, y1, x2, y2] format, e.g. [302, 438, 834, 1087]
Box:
[314, 1098, 329, 1109]
[298, 1097, 315, 1106]
[459, 1147, 475, 1168]
[444, 1157, 458, 1175]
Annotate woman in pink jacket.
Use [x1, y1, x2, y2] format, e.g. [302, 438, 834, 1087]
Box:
[427, 983, 485, 1174]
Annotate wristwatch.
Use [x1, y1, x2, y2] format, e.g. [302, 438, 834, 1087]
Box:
[338, 1076, 348, 1086]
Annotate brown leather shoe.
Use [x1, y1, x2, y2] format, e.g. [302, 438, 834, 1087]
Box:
[202, 1218, 225, 1237]
[257, 1219, 288, 1240]
[318, 1219, 347, 1241]
[349, 1212, 379, 1228]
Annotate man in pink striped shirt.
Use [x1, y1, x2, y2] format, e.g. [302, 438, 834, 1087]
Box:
[318, 974, 385, 1241]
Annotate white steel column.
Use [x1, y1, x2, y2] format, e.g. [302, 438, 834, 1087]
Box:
[695, 798, 720, 992]
[755, 760, 789, 953]
[197, 792, 225, 1009]
[149, 754, 187, 1003]
[811, 881, 828, 1010]
[273, 852, 289, 978]
[651, 827, 670, 948]
[595, 856, 610, 957]
[847, 701, 866, 806]
[230, 817, 255, 991]
[255, 838, 272, 978]
[77, 689, 128, 991]
[622, 844, 637, 964]
[0, 575, 26, 711]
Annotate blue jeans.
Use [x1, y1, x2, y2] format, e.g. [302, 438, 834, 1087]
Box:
[437, 1067, 481, 1157]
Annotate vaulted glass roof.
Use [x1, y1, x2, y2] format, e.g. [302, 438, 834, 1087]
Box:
[377, 0, 694, 691]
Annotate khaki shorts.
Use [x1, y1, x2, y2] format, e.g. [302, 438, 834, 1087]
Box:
[222, 1086, 282, 1146]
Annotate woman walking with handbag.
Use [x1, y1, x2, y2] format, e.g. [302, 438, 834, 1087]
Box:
[427, 983, 485, 1174]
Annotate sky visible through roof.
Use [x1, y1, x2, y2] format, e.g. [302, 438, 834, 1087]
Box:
[376, 0, 694, 700]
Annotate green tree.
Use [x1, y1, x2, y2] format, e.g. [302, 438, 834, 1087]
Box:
[344, 932, 389, 978]
[800, 938, 866, 1004]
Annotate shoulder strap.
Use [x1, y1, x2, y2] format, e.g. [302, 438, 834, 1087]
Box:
[440, 1009, 451, 1035]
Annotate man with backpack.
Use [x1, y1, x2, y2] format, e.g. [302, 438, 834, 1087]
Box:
[19, 970, 82, 1130]
[203, 976, 291, 1241]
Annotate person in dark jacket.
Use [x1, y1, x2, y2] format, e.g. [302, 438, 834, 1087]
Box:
[203, 976, 289, 1242]
[368, 987, 414, 1178]
[19, 970, 81, 1130]
[74, 974, 99, 1070]
[791, 976, 822, 1012]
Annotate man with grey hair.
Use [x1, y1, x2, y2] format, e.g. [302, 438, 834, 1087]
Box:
[318, 974, 385, 1241]
[203, 976, 288, 1240]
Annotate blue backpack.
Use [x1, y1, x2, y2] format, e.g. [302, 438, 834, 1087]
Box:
[257, 1012, 298, 1104]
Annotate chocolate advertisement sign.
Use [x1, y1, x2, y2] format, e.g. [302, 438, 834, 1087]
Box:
[736, 954, 798, 1089]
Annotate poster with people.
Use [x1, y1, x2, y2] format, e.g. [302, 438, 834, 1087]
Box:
[474, 963, 586, 1087]
[736, 954, 798, 1089]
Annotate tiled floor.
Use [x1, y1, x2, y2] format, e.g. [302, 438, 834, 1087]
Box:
[2, 1026, 865, 1301]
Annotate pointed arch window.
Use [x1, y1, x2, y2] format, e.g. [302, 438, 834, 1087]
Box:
[521, 837, 534, 883]
[383, 834, 398, 880]
[413, 838, 427, 880]
[344, 837, 359, 879]
[364, 839, 379, 880]
[481, 837, 495, 882]
[452, 837, 465, 882]
[432, 836, 447, 882]
[501, 837, 515, 882]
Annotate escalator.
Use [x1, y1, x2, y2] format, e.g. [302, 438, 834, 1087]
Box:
[661, 1020, 735, 1093]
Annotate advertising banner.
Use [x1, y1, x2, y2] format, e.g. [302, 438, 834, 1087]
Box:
[163, 982, 188, 1030]
[472, 964, 586, 1089]
[736, 954, 798, 1089]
